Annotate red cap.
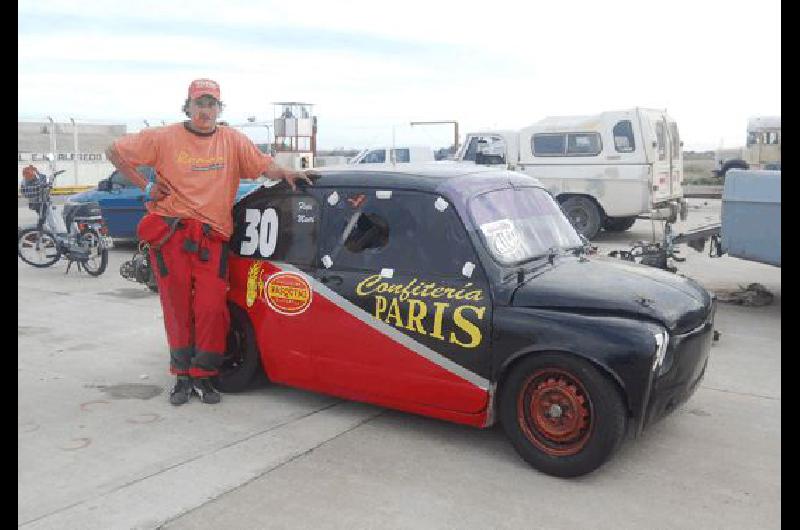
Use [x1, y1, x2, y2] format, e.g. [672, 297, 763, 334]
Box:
[187, 78, 221, 101]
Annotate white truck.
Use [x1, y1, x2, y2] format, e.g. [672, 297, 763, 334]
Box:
[713, 116, 781, 177]
[349, 146, 435, 165]
[455, 108, 688, 239]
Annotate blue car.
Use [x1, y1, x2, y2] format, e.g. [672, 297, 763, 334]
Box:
[70, 167, 262, 239]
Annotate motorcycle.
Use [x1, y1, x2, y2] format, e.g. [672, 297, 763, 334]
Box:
[18, 161, 111, 276]
[119, 241, 159, 292]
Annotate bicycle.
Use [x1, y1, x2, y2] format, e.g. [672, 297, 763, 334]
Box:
[18, 166, 111, 276]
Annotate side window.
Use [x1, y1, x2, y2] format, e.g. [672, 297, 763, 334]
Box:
[463, 137, 481, 161]
[321, 190, 475, 277]
[613, 120, 636, 153]
[668, 122, 681, 159]
[566, 133, 602, 156]
[532, 134, 566, 156]
[232, 193, 319, 267]
[392, 149, 410, 163]
[655, 121, 666, 161]
[360, 149, 386, 163]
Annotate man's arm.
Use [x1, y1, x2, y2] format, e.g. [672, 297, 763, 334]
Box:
[260, 159, 313, 191]
[105, 144, 170, 200]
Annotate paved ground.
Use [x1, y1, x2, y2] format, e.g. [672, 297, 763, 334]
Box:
[18, 199, 780, 529]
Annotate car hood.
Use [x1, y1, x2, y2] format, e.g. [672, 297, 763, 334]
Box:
[511, 256, 712, 334]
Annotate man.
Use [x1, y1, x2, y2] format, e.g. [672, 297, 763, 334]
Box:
[105, 78, 311, 406]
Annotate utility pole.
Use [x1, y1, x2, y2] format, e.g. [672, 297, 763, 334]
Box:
[46, 116, 57, 173]
[410, 120, 460, 153]
[70, 117, 78, 185]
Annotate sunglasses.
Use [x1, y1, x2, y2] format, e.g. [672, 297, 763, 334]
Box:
[192, 96, 224, 109]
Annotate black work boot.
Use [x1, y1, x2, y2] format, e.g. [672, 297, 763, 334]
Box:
[192, 377, 221, 404]
[169, 376, 192, 406]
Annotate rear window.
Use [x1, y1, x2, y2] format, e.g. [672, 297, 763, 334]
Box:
[359, 150, 386, 163]
[566, 133, 601, 156]
[655, 122, 666, 161]
[613, 120, 635, 153]
[669, 122, 681, 159]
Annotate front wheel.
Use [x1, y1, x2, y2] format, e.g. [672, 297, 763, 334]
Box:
[78, 230, 109, 276]
[499, 353, 627, 477]
[18, 228, 61, 268]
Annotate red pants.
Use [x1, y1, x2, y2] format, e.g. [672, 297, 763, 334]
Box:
[138, 214, 230, 377]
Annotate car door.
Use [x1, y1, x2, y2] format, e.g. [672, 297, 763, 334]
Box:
[310, 187, 492, 414]
[96, 168, 149, 238]
[228, 187, 322, 388]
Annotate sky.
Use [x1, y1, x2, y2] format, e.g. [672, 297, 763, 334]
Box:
[19, 0, 780, 151]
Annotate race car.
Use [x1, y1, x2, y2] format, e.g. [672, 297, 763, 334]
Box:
[219, 163, 716, 477]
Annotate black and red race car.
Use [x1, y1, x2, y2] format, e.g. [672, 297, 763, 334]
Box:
[218, 163, 715, 477]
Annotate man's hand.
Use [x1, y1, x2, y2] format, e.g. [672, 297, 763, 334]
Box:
[145, 181, 171, 202]
[279, 168, 313, 191]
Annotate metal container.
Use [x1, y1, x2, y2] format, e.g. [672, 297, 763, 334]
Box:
[721, 170, 781, 267]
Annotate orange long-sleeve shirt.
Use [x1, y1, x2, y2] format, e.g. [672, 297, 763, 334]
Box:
[113, 122, 274, 238]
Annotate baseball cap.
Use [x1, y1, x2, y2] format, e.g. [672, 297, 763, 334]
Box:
[188, 78, 221, 101]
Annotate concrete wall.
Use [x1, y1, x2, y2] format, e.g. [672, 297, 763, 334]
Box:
[18, 121, 126, 187]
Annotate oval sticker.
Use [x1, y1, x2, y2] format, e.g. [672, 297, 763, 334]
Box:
[263, 272, 313, 316]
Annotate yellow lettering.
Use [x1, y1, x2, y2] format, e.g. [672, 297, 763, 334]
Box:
[430, 302, 449, 340]
[374, 295, 388, 320]
[450, 306, 486, 348]
[386, 297, 404, 327]
[356, 274, 382, 296]
[405, 299, 427, 335]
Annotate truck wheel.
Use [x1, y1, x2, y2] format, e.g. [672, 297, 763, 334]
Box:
[603, 216, 637, 232]
[213, 303, 263, 393]
[560, 197, 602, 239]
[499, 353, 627, 477]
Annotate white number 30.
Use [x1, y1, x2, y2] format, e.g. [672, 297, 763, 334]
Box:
[240, 208, 279, 257]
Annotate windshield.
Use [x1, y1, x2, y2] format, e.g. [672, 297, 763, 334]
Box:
[469, 187, 583, 265]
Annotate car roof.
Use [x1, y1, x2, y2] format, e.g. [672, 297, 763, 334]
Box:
[306, 162, 541, 196]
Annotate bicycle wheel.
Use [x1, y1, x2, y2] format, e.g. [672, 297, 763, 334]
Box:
[78, 229, 108, 276]
[18, 228, 61, 267]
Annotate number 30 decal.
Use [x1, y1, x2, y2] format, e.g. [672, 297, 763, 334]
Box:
[240, 208, 278, 257]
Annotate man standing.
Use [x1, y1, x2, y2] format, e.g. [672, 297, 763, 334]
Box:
[105, 78, 311, 406]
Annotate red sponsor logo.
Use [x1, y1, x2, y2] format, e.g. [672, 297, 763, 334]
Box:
[263, 272, 313, 315]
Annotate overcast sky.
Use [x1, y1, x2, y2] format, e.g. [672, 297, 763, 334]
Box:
[19, 0, 780, 151]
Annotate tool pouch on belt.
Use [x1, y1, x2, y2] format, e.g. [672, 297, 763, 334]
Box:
[136, 213, 182, 277]
[200, 224, 230, 279]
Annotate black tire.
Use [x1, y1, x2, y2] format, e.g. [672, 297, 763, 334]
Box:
[603, 216, 637, 232]
[213, 303, 263, 392]
[499, 353, 627, 477]
[18, 228, 61, 268]
[560, 196, 602, 240]
[78, 230, 108, 277]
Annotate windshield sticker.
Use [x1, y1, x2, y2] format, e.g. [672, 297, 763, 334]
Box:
[327, 191, 339, 206]
[355, 275, 487, 349]
[376, 190, 392, 199]
[462, 261, 475, 278]
[321, 255, 333, 269]
[347, 194, 366, 208]
[480, 219, 525, 261]
[380, 268, 394, 279]
[434, 197, 449, 211]
[263, 272, 313, 316]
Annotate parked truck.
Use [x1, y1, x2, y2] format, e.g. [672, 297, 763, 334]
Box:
[455, 108, 688, 239]
[713, 116, 781, 178]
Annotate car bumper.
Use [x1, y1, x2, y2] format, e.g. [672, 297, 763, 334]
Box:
[637, 301, 716, 433]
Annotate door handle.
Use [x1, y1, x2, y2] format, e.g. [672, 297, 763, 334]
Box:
[321, 275, 343, 287]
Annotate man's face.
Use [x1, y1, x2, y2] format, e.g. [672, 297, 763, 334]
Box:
[188, 95, 222, 132]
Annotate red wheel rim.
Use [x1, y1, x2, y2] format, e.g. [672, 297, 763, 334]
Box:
[517, 368, 593, 456]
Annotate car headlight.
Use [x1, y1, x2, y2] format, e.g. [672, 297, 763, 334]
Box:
[652, 330, 670, 375]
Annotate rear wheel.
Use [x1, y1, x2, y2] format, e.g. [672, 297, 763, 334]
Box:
[18, 228, 61, 267]
[603, 216, 637, 232]
[213, 303, 263, 392]
[499, 353, 627, 477]
[560, 197, 602, 240]
[78, 230, 108, 276]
